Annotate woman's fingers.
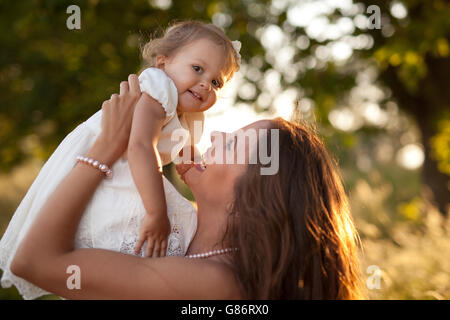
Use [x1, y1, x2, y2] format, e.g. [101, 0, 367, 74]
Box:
[98, 75, 141, 163]
[119, 81, 129, 96]
[128, 74, 140, 96]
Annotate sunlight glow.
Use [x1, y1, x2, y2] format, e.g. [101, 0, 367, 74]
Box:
[390, 2, 408, 19]
[362, 103, 388, 127]
[396, 144, 424, 170]
[331, 41, 353, 60]
[260, 24, 285, 48]
[149, 0, 172, 10]
[329, 108, 363, 131]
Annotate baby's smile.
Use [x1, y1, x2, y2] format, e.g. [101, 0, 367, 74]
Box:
[187, 89, 203, 101]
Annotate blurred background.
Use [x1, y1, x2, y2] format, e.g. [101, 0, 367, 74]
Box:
[0, 0, 449, 299]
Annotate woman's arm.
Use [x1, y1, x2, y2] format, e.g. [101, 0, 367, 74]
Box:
[127, 92, 171, 257]
[10, 76, 239, 299]
[10, 148, 236, 299]
[11, 78, 140, 267]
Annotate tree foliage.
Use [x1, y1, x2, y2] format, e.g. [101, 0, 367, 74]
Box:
[0, 0, 448, 212]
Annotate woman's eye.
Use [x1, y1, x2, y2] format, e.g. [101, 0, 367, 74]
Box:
[192, 65, 202, 73]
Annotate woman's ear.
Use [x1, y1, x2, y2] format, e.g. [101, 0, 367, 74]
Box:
[226, 202, 238, 216]
[154, 55, 167, 69]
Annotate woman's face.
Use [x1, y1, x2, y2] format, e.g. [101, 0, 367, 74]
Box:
[184, 120, 272, 209]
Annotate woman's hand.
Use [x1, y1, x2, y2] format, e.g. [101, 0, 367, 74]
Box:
[93, 74, 141, 165]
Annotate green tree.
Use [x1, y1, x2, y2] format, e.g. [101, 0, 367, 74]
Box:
[1, 0, 448, 215]
[358, 0, 450, 215]
[0, 0, 268, 165]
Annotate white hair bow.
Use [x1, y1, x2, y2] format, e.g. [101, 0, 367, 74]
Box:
[231, 40, 242, 65]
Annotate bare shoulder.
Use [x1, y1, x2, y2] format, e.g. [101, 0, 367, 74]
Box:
[33, 249, 242, 299]
[141, 256, 243, 299]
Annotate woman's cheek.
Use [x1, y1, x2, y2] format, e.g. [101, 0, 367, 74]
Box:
[210, 165, 232, 190]
[183, 167, 201, 187]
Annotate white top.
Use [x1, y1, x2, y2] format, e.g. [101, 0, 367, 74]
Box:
[0, 67, 201, 299]
[84, 68, 205, 165]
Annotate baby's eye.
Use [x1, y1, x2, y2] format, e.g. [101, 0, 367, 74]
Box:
[192, 65, 202, 73]
[212, 79, 222, 88]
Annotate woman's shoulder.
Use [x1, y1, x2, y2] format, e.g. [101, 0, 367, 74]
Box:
[189, 258, 243, 299]
[140, 256, 243, 299]
[205, 258, 243, 299]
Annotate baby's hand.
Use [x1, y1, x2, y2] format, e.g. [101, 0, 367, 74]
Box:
[135, 212, 171, 258]
[175, 162, 194, 184]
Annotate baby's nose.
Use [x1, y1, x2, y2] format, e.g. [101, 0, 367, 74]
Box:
[200, 80, 211, 91]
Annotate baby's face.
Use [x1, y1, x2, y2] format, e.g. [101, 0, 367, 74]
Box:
[158, 38, 227, 113]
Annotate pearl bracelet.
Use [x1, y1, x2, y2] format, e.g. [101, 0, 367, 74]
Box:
[76, 156, 113, 179]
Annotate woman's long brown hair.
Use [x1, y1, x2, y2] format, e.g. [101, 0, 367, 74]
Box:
[224, 118, 363, 299]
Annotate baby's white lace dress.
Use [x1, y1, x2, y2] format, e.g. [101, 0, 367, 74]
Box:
[0, 68, 201, 299]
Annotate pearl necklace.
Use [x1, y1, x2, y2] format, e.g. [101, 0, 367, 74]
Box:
[186, 248, 237, 259]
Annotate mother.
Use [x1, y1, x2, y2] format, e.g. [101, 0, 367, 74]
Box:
[11, 75, 363, 299]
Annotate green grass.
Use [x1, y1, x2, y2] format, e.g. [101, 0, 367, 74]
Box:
[1, 161, 449, 300]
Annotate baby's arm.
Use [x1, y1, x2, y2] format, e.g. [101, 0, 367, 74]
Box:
[127, 92, 170, 258]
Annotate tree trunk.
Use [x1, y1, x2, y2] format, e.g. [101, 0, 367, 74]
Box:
[417, 116, 450, 216]
[381, 55, 450, 216]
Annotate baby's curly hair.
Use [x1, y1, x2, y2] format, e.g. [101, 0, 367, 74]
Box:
[141, 20, 240, 84]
